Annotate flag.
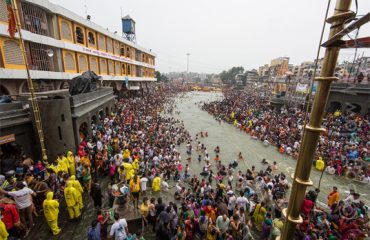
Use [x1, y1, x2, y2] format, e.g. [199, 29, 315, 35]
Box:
[6, 0, 17, 38]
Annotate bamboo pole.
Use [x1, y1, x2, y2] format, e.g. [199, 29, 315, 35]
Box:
[11, 0, 48, 163]
[280, 0, 353, 239]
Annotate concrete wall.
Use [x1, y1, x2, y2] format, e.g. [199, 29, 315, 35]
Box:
[37, 96, 76, 161]
[70, 88, 114, 145]
[0, 102, 38, 160]
[327, 83, 370, 115]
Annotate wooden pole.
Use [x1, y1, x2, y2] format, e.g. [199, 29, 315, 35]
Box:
[280, 0, 353, 239]
[12, 0, 48, 162]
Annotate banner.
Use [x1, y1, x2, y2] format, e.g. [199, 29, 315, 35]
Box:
[295, 83, 308, 93]
[0, 134, 15, 145]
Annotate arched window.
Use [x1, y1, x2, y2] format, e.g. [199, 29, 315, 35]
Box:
[122, 64, 126, 75]
[98, 34, 106, 51]
[126, 47, 130, 58]
[127, 64, 131, 75]
[120, 46, 125, 56]
[108, 60, 114, 75]
[78, 55, 88, 72]
[115, 62, 121, 75]
[75, 27, 84, 44]
[89, 57, 98, 73]
[61, 20, 72, 41]
[88, 32, 95, 44]
[64, 52, 75, 71]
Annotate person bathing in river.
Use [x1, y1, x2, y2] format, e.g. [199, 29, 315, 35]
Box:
[214, 155, 220, 161]
[214, 146, 220, 153]
[238, 152, 244, 161]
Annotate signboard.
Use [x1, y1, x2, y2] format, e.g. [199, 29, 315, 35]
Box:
[0, 134, 15, 145]
[296, 83, 308, 93]
[311, 82, 318, 95]
[124, 76, 129, 87]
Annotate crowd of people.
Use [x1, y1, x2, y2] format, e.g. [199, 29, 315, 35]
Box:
[202, 88, 370, 184]
[0, 84, 369, 240]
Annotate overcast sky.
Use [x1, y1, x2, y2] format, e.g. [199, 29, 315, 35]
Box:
[51, 0, 370, 73]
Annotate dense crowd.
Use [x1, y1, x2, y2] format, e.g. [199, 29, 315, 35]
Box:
[202, 89, 370, 184]
[0, 85, 369, 240]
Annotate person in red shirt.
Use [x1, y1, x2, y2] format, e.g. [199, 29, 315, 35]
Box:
[301, 194, 314, 216]
[0, 198, 20, 238]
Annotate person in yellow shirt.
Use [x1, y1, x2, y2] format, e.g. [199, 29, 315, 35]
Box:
[152, 174, 161, 192]
[64, 181, 80, 220]
[130, 175, 141, 209]
[315, 157, 325, 171]
[123, 149, 130, 160]
[132, 158, 140, 173]
[140, 197, 149, 227]
[69, 175, 83, 210]
[253, 202, 267, 231]
[49, 159, 61, 174]
[43, 191, 61, 235]
[122, 162, 134, 182]
[57, 154, 68, 173]
[66, 151, 76, 176]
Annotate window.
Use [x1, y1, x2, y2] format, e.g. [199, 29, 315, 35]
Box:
[115, 62, 121, 75]
[122, 64, 126, 75]
[88, 32, 95, 45]
[29, 42, 52, 71]
[126, 47, 130, 58]
[21, 2, 49, 36]
[120, 46, 125, 56]
[89, 57, 98, 73]
[127, 64, 131, 75]
[64, 52, 75, 71]
[58, 126, 62, 140]
[98, 34, 106, 51]
[113, 41, 120, 55]
[4, 40, 24, 65]
[78, 55, 88, 72]
[61, 114, 65, 122]
[0, 0, 7, 22]
[76, 27, 84, 44]
[60, 20, 72, 41]
[107, 38, 113, 53]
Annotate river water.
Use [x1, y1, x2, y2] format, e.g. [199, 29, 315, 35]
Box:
[170, 91, 370, 207]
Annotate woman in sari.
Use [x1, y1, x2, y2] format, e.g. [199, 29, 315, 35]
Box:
[252, 201, 266, 231]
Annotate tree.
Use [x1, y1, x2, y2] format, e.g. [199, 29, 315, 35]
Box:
[155, 71, 162, 81]
[155, 71, 168, 82]
[219, 66, 245, 84]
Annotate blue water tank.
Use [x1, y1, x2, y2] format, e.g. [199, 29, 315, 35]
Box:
[122, 15, 135, 34]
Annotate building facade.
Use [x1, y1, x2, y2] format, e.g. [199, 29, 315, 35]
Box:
[0, 0, 156, 97]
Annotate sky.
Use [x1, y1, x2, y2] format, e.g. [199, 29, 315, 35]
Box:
[51, 0, 370, 73]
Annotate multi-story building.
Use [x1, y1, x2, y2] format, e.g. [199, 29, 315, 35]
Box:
[0, 0, 156, 97]
[270, 57, 289, 77]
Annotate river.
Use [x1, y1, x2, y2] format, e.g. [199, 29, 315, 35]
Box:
[170, 91, 370, 207]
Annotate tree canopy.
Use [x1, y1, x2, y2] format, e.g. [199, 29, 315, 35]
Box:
[219, 66, 244, 84]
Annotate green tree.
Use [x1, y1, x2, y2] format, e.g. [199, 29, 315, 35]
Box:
[219, 66, 244, 84]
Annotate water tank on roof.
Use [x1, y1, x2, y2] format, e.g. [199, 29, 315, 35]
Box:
[122, 15, 135, 35]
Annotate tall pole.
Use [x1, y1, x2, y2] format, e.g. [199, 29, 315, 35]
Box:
[281, 0, 353, 239]
[186, 53, 190, 73]
[12, 0, 48, 162]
